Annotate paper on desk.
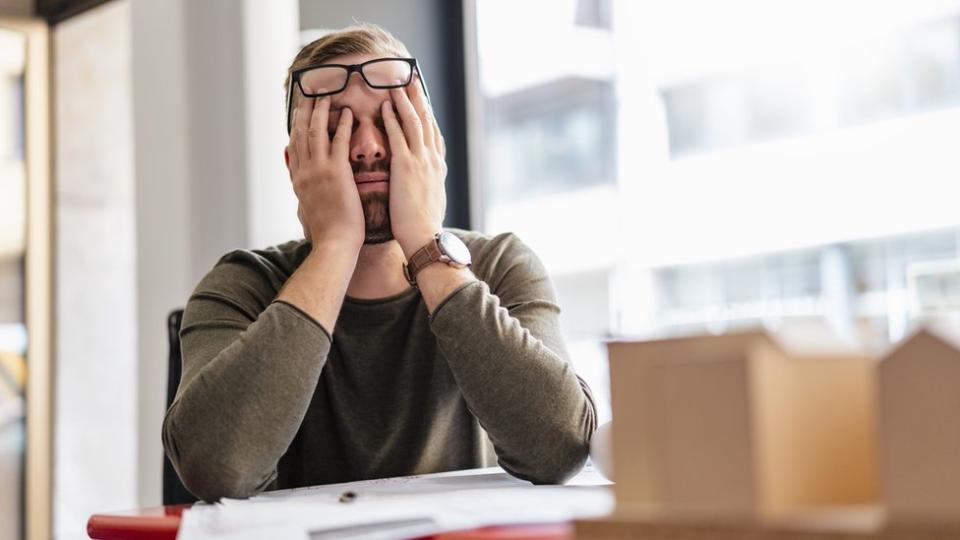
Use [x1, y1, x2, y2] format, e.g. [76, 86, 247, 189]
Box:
[251, 466, 531, 501]
[178, 466, 614, 540]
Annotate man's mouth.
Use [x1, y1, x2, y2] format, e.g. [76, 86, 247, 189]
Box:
[355, 172, 389, 184]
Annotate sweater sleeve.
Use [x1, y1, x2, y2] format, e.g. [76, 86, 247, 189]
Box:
[162, 254, 331, 502]
[428, 234, 597, 484]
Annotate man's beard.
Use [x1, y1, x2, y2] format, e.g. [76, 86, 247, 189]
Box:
[355, 159, 393, 245]
[361, 189, 393, 244]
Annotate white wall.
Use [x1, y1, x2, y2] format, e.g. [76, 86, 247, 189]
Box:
[129, 0, 300, 508]
[49, 1, 301, 531]
[129, 0, 195, 509]
[53, 2, 137, 538]
[243, 0, 302, 249]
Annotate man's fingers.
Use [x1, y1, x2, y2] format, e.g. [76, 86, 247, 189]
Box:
[390, 87, 424, 152]
[293, 97, 315, 159]
[433, 120, 445, 158]
[330, 107, 353, 159]
[381, 100, 409, 155]
[407, 76, 435, 150]
[287, 143, 299, 171]
[289, 105, 304, 165]
[309, 96, 331, 154]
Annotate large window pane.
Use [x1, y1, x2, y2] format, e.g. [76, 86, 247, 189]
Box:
[470, 0, 960, 421]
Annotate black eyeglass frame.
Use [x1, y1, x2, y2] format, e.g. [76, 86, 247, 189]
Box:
[286, 57, 431, 135]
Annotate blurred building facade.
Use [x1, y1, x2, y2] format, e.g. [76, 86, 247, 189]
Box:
[470, 0, 960, 422]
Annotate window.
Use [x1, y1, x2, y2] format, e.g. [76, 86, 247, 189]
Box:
[486, 77, 615, 203]
[468, 0, 960, 421]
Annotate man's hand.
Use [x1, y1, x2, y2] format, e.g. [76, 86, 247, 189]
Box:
[287, 96, 364, 251]
[382, 80, 476, 312]
[382, 78, 449, 258]
[279, 97, 364, 332]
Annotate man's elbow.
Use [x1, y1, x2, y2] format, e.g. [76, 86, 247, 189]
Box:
[536, 437, 591, 484]
[163, 419, 271, 502]
[531, 407, 596, 484]
[505, 429, 591, 485]
[177, 460, 268, 502]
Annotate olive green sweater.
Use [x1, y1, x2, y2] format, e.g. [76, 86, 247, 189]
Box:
[162, 229, 597, 502]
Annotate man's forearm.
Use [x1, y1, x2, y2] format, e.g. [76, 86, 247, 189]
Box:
[429, 281, 596, 484]
[164, 300, 332, 501]
[276, 240, 360, 332]
[165, 241, 358, 501]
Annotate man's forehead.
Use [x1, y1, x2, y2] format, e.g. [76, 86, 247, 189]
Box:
[321, 51, 389, 66]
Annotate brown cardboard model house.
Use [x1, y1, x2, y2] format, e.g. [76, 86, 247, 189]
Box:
[608, 330, 879, 521]
[878, 326, 960, 525]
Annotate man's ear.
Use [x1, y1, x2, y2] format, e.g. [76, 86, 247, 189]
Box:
[283, 147, 290, 169]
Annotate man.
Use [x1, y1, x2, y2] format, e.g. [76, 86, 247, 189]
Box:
[162, 23, 597, 502]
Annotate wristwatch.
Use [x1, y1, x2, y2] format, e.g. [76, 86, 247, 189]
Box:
[403, 231, 472, 286]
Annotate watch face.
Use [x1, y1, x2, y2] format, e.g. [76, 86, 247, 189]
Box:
[438, 232, 472, 265]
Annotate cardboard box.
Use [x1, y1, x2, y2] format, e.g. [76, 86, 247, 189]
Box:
[878, 327, 960, 525]
[575, 506, 960, 540]
[608, 330, 878, 520]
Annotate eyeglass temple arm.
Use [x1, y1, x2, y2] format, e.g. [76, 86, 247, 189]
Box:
[286, 75, 295, 135]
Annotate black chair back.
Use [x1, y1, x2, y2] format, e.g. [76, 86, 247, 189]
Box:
[163, 309, 198, 505]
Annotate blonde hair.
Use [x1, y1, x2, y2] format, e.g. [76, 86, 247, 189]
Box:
[284, 23, 412, 101]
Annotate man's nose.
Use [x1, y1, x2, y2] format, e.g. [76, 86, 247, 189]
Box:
[350, 122, 387, 166]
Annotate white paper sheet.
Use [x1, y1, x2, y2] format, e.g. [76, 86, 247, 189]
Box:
[178, 466, 614, 540]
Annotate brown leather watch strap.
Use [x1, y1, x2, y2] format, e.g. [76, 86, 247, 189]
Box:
[403, 236, 444, 286]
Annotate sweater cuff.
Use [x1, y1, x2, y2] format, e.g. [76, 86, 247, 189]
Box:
[270, 299, 333, 342]
[429, 280, 485, 327]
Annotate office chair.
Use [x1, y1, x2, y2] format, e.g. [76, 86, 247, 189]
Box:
[163, 308, 198, 505]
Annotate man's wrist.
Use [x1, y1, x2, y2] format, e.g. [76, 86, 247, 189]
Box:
[276, 238, 359, 333]
[303, 239, 362, 281]
[399, 230, 441, 260]
[310, 235, 363, 257]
